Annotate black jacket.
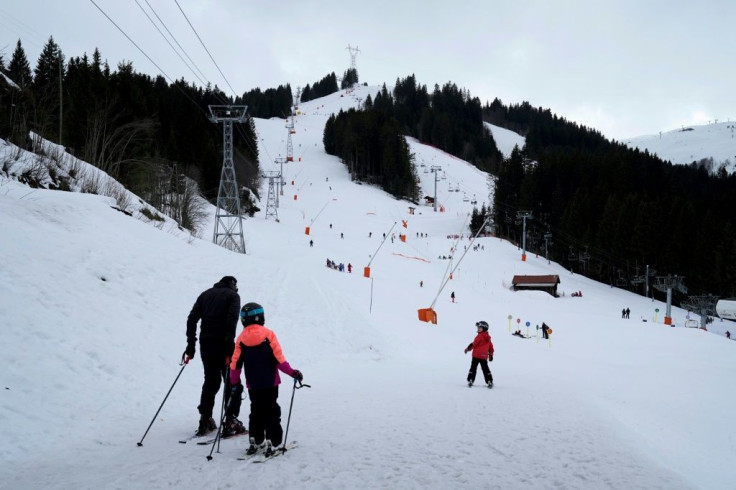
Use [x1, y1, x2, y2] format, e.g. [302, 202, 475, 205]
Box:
[186, 279, 240, 351]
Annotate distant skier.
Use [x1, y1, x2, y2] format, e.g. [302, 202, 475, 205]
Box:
[451, 291, 456, 303]
[727, 331, 731, 340]
[541, 322, 551, 339]
[230, 302, 303, 457]
[309, 239, 313, 247]
[622, 308, 626, 319]
[464, 321, 494, 388]
[185, 276, 245, 437]
[347, 263, 352, 273]
[625, 308, 630, 319]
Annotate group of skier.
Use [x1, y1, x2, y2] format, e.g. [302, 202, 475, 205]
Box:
[185, 277, 502, 459]
[185, 276, 303, 457]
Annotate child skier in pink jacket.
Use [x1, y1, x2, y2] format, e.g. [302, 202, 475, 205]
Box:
[464, 321, 494, 388]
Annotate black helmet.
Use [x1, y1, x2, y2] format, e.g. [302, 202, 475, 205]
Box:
[475, 320, 489, 331]
[241, 302, 265, 326]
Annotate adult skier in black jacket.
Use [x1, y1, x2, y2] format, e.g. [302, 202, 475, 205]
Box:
[185, 276, 245, 437]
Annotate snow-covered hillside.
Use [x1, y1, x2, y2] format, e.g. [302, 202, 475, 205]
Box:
[1, 85, 735, 490]
[485, 122, 526, 158]
[624, 122, 736, 174]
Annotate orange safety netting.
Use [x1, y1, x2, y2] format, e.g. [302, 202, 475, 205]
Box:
[391, 253, 431, 263]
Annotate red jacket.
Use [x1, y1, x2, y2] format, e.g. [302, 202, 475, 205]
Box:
[468, 331, 494, 359]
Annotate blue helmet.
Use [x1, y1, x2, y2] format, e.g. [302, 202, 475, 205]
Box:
[240, 302, 265, 326]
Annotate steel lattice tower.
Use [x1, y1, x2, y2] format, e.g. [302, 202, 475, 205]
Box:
[262, 171, 280, 220]
[208, 105, 248, 253]
[346, 44, 361, 70]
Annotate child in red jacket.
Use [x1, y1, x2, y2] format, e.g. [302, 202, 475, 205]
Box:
[464, 321, 494, 388]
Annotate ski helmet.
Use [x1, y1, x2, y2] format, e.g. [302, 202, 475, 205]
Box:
[475, 320, 489, 331]
[240, 302, 265, 326]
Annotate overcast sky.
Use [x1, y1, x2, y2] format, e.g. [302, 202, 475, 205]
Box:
[1, 0, 734, 140]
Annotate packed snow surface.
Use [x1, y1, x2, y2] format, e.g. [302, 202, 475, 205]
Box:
[1, 85, 734, 490]
[624, 122, 736, 174]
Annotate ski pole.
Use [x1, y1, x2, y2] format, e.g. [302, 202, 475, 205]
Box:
[207, 369, 233, 461]
[282, 378, 311, 451]
[137, 354, 189, 446]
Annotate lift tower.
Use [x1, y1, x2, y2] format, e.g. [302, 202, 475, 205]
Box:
[208, 105, 248, 254]
[430, 165, 442, 212]
[262, 171, 281, 220]
[654, 275, 687, 325]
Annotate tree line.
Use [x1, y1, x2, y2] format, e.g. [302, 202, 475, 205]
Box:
[0, 37, 261, 230]
[482, 100, 736, 300]
[323, 74, 504, 202]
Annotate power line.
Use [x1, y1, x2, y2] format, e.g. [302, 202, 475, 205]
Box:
[90, 0, 263, 182]
[89, 0, 175, 86]
[166, 0, 269, 167]
[134, 0, 206, 86]
[142, 0, 209, 83]
[174, 0, 238, 98]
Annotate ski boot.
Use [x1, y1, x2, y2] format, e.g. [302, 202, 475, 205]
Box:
[196, 416, 217, 437]
[245, 437, 260, 456]
[487, 379, 494, 389]
[467, 380, 473, 387]
[222, 416, 246, 438]
[263, 440, 275, 458]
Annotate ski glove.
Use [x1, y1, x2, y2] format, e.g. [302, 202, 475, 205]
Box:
[489, 354, 493, 362]
[291, 370, 303, 382]
[185, 344, 195, 359]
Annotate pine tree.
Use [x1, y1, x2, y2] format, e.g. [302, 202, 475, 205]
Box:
[8, 40, 32, 87]
[341, 68, 359, 89]
[33, 37, 63, 90]
[33, 37, 65, 141]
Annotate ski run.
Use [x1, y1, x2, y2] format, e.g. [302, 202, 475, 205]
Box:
[1, 85, 735, 489]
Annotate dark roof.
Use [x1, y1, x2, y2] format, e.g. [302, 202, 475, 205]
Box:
[512, 275, 560, 286]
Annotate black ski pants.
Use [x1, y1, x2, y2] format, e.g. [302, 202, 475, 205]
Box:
[467, 357, 493, 383]
[248, 386, 282, 446]
[198, 340, 242, 419]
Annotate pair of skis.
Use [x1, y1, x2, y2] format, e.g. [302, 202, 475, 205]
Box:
[237, 441, 299, 462]
[178, 430, 249, 445]
[180, 432, 297, 462]
[468, 381, 494, 389]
